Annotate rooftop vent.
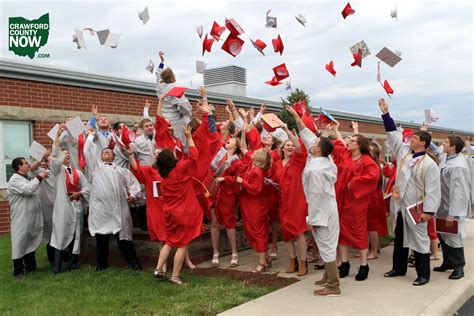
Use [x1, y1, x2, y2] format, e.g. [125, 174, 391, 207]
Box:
[203, 65, 246, 97]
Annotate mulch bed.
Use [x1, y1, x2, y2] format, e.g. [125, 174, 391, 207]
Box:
[190, 267, 299, 289]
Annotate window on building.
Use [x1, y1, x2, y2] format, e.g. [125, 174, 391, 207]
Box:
[0, 121, 33, 188]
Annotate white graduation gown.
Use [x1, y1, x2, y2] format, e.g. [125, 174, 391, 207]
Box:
[29, 167, 55, 244]
[387, 130, 441, 254]
[437, 154, 471, 248]
[300, 128, 340, 263]
[132, 133, 156, 167]
[155, 67, 192, 143]
[60, 130, 80, 170]
[49, 148, 90, 254]
[84, 135, 142, 241]
[7, 173, 43, 259]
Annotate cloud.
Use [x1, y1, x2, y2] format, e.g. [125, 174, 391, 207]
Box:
[1, 0, 472, 131]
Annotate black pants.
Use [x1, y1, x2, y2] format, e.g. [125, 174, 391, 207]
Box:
[438, 233, 465, 270]
[53, 237, 78, 273]
[13, 251, 36, 276]
[95, 233, 139, 269]
[46, 244, 55, 265]
[392, 212, 430, 279]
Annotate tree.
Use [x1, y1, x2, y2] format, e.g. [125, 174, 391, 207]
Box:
[279, 88, 311, 131]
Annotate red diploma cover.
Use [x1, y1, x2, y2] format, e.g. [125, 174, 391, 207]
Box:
[435, 217, 459, 235]
[406, 201, 423, 225]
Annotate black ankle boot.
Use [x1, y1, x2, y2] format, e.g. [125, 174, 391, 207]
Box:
[339, 261, 350, 278]
[355, 264, 369, 281]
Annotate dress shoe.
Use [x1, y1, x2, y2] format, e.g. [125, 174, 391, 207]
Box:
[355, 265, 369, 281]
[313, 286, 341, 297]
[339, 261, 350, 278]
[413, 277, 429, 286]
[131, 261, 143, 271]
[449, 269, 464, 280]
[384, 269, 405, 277]
[68, 263, 79, 271]
[433, 263, 453, 272]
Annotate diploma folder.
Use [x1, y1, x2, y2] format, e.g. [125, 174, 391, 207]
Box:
[406, 201, 423, 225]
[435, 217, 459, 235]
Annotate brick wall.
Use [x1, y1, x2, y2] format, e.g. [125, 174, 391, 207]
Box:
[0, 76, 471, 234]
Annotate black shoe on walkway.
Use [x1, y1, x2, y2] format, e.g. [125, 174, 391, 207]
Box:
[448, 269, 464, 280]
[413, 277, 429, 286]
[355, 265, 369, 281]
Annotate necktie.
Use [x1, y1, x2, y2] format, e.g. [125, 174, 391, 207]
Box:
[67, 167, 72, 174]
[106, 163, 113, 166]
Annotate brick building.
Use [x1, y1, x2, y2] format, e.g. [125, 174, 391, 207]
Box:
[1, 59, 473, 234]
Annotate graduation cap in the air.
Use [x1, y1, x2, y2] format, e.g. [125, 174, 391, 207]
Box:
[273, 63, 289, 81]
[265, 77, 283, 86]
[210, 21, 226, 41]
[225, 18, 244, 36]
[272, 34, 284, 55]
[202, 33, 214, 56]
[376, 47, 402, 67]
[262, 113, 284, 132]
[325, 61, 336, 76]
[251, 39, 267, 56]
[138, 7, 150, 25]
[342, 2, 355, 19]
[221, 33, 244, 57]
[266, 9, 277, 28]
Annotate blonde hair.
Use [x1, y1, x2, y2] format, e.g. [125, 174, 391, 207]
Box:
[253, 149, 271, 171]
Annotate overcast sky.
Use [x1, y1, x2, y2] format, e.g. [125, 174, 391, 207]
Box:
[1, 0, 473, 131]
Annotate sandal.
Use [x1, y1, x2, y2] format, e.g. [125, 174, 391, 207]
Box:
[170, 276, 183, 285]
[211, 253, 219, 267]
[229, 254, 239, 268]
[252, 263, 267, 273]
[367, 254, 378, 260]
[269, 252, 277, 261]
[153, 269, 166, 279]
[353, 253, 361, 258]
[430, 255, 440, 261]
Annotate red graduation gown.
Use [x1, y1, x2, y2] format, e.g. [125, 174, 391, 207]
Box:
[161, 146, 203, 248]
[332, 140, 379, 249]
[367, 170, 388, 236]
[382, 162, 397, 214]
[191, 113, 222, 219]
[132, 165, 165, 242]
[274, 150, 308, 241]
[237, 154, 269, 253]
[214, 158, 245, 229]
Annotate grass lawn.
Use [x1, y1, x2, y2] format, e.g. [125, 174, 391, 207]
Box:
[0, 234, 276, 315]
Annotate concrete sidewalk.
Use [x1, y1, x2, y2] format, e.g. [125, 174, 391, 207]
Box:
[217, 219, 474, 316]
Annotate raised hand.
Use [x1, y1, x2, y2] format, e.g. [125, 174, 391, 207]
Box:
[197, 86, 207, 98]
[284, 104, 298, 117]
[145, 99, 151, 108]
[351, 121, 359, 133]
[184, 125, 193, 138]
[378, 98, 389, 114]
[57, 123, 66, 136]
[92, 104, 98, 116]
[159, 51, 165, 62]
[238, 108, 249, 118]
[420, 122, 428, 132]
[332, 119, 341, 130]
[259, 103, 267, 113]
[39, 170, 50, 179]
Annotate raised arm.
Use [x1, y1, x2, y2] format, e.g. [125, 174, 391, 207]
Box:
[284, 104, 305, 131]
[240, 119, 249, 155]
[154, 51, 166, 95]
[51, 124, 66, 175]
[282, 123, 302, 153]
[379, 98, 410, 160]
[156, 95, 165, 117]
[351, 121, 359, 134]
[83, 128, 99, 173]
[143, 99, 151, 119]
[332, 120, 346, 145]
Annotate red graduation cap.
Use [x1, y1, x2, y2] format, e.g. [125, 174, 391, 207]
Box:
[251, 39, 266, 56]
[302, 113, 318, 134]
[316, 113, 331, 125]
[265, 76, 283, 86]
[351, 48, 362, 67]
[325, 60, 336, 76]
[402, 128, 413, 142]
[221, 33, 244, 57]
[272, 34, 284, 55]
[291, 100, 308, 118]
[210, 21, 226, 41]
[165, 87, 187, 98]
[225, 18, 244, 36]
[342, 2, 355, 19]
[383, 80, 394, 95]
[202, 33, 214, 56]
[261, 113, 284, 132]
[273, 63, 289, 81]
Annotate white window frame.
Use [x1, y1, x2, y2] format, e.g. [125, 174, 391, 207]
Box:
[0, 120, 33, 188]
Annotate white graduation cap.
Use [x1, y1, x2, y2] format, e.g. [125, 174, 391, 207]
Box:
[285, 81, 292, 91]
[376, 47, 402, 67]
[266, 9, 277, 28]
[196, 25, 203, 38]
[72, 29, 87, 49]
[28, 141, 47, 162]
[295, 14, 307, 27]
[349, 40, 371, 58]
[146, 59, 155, 74]
[138, 7, 150, 25]
[424, 109, 439, 124]
[96, 29, 120, 48]
[390, 6, 398, 20]
[196, 60, 206, 74]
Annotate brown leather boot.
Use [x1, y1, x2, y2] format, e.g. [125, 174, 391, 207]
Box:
[297, 259, 308, 276]
[286, 257, 298, 273]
